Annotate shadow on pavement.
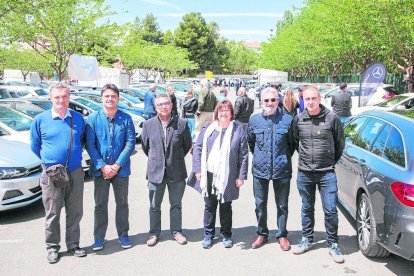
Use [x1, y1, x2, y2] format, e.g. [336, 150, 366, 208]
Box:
[0, 200, 44, 225]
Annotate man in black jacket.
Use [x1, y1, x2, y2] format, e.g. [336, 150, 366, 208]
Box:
[331, 83, 352, 125]
[291, 86, 345, 264]
[234, 87, 254, 133]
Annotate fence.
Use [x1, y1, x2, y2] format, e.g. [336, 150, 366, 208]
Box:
[289, 72, 410, 93]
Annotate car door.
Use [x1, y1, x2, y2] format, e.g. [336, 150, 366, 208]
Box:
[338, 116, 369, 213]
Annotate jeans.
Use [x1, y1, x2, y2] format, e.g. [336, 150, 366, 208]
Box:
[204, 172, 232, 239]
[94, 175, 129, 240]
[253, 176, 291, 238]
[148, 177, 186, 237]
[296, 170, 339, 246]
[186, 118, 196, 142]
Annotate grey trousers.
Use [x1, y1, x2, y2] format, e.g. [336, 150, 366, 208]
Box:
[148, 178, 186, 237]
[41, 166, 84, 252]
[94, 175, 129, 240]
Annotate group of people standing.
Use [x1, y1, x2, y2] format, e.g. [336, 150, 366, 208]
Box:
[30, 80, 346, 265]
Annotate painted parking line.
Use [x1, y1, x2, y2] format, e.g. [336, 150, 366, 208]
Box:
[0, 239, 24, 243]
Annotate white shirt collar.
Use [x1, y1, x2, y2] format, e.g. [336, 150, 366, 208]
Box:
[51, 108, 71, 119]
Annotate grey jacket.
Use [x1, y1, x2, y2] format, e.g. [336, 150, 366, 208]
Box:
[141, 115, 192, 184]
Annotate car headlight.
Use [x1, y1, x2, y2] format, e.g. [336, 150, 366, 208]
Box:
[0, 167, 29, 180]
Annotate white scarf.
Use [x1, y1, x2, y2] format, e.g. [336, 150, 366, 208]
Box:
[200, 120, 233, 202]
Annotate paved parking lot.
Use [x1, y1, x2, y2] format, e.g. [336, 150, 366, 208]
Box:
[1, 148, 413, 275]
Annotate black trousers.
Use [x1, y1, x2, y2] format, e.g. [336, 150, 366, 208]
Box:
[203, 172, 232, 239]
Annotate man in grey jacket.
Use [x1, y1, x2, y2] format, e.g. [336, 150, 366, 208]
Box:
[141, 93, 192, 247]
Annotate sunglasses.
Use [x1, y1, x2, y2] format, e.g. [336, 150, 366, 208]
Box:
[263, 98, 278, 103]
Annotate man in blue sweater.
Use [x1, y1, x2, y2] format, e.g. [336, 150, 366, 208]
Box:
[144, 83, 157, 118]
[30, 83, 86, 264]
[85, 84, 135, 251]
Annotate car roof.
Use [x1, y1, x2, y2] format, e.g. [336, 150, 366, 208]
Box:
[359, 109, 414, 126]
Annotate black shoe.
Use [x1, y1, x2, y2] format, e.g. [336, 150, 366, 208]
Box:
[68, 247, 87, 257]
[47, 250, 59, 264]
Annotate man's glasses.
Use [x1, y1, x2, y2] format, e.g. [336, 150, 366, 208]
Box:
[263, 98, 277, 103]
[157, 102, 171, 107]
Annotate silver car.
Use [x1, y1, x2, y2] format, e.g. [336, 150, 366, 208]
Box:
[0, 140, 42, 211]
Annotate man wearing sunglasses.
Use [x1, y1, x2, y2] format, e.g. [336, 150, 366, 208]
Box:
[247, 88, 295, 251]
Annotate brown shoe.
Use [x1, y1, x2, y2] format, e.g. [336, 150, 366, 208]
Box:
[251, 235, 268, 249]
[146, 235, 158, 247]
[174, 233, 187, 245]
[279, 237, 291, 251]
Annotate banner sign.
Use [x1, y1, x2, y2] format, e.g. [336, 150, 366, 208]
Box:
[68, 55, 101, 81]
[359, 62, 387, 107]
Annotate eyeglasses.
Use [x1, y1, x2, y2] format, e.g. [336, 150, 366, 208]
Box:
[263, 98, 278, 103]
[156, 102, 171, 107]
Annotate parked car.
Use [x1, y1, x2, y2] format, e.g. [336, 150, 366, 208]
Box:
[0, 85, 49, 98]
[337, 109, 414, 261]
[0, 139, 42, 212]
[0, 106, 33, 143]
[0, 101, 91, 170]
[120, 87, 146, 101]
[321, 83, 400, 114]
[0, 88, 15, 99]
[353, 93, 414, 115]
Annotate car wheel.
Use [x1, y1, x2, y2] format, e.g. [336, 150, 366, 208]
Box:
[356, 193, 390, 257]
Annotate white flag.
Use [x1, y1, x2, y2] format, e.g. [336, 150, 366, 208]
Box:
[68, 55, 102, 81]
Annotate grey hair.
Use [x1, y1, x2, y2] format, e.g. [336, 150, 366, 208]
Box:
[49, 82, 70, 93]
[261, 87, 279, 100]
[149, 83, 157, 90]
[155, 93, 171, 102]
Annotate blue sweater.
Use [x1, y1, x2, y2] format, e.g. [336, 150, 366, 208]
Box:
[30, 109, 85, 172]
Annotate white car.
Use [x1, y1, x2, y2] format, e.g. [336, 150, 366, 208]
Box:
[353, 93, 414, 115]
[0, 105, 90, 171]
[0, 85, 49, 98]
[0, 140, 42, 211]
[320, 83, 400, 114]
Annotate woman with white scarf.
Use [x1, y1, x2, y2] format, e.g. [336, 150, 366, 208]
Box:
[187, 100, 249, 249]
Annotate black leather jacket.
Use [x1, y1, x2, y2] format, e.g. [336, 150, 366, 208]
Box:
[331, 91, 352, 117]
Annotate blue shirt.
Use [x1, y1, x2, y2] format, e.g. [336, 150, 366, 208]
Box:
[30, 109, 85, 172]
[144, 91, 156, 118]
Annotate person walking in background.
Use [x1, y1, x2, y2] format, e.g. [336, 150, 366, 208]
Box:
[188, 100, 249, 249]
[30, 83, 87, 264]
[297, 85, 306, 113]
[291, 86, 345, 264]
[234, 86, 254, 133]
[181, 88, 198, 142]
[331, 82, 352, 125]
[282, 88, 300, 117]
[166, 86, 178, 117]
[144, 83, 157, 119]
[141, 93, 192, 247]
[85, 84, 136, 252]
[195, 79, 217, 137]
[247, 87, 294, 251]
[217, 86, 229, 102]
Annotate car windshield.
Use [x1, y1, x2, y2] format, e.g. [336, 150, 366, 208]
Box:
[73, 98, 102, 110]
[34, 88, 49, 96]
[121, 93, 141, 104]
[0, 106, 33, 131]
[33, 100, 52, 110]
[377, 95, 409, 107]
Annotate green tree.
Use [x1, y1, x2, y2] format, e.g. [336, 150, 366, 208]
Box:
[174, 12, 220, 73]
[2, 0, 112, 81]
[225, 41, 259, 74]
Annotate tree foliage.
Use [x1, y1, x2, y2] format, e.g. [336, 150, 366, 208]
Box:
[1, 0, 113, 81]
[261, 0, 414, 91]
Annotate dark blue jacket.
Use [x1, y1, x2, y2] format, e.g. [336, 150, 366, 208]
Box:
[247, 109, 294, 180]
[144, 91, 156, 118]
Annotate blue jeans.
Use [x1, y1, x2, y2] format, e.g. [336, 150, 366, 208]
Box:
[296, 171, 339, 246]
[148, 178, 186, 237]
[186, 118, 196, 142]
[253, 176, 291, 238]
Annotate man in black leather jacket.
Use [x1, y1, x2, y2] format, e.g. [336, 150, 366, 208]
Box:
[331, 83, 352, 125]
[291, 86, 345, 264]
